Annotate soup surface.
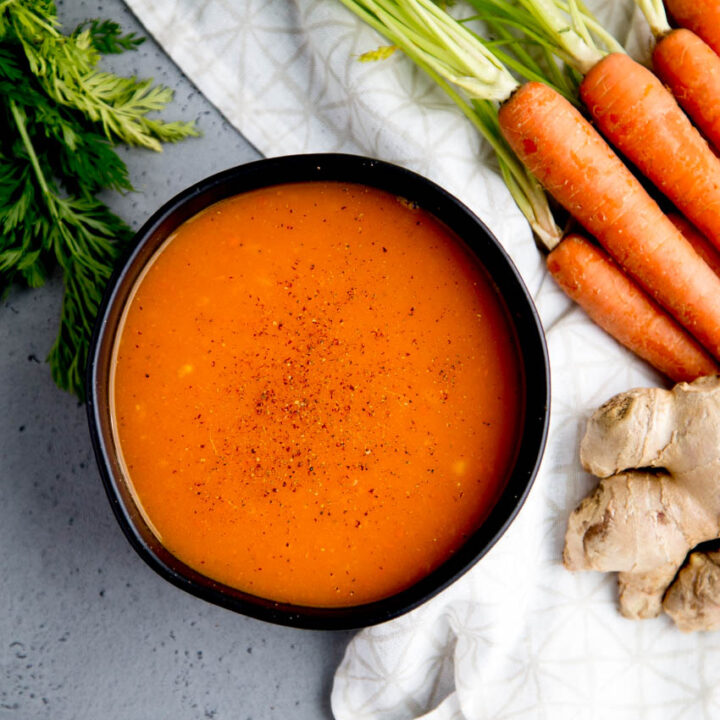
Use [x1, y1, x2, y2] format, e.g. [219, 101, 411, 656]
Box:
[112, 181, 523, 607]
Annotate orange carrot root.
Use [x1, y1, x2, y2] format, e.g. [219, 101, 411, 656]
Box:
[653, 29, 720, 157]
[498, 81, 720, 360]
[668, 213, 720, 278]
[547, 234, 718, 382]
[665, 0, 720, 57]
[579, 53, 720, 253]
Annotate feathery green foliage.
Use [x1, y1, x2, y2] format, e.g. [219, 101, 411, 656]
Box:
[74, 18, 146, 54]
[0, 0, 198, 399]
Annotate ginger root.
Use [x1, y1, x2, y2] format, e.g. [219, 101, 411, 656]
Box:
[663, 549, 720, 631]
[563, 375, 720, 630]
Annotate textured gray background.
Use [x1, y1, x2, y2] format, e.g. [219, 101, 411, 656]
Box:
[1, 1, 352, 717]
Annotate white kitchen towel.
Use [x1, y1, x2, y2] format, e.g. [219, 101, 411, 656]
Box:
[122, 1, 720, 718]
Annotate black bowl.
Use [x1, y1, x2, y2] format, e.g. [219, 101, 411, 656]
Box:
[86, 153, 549, 630]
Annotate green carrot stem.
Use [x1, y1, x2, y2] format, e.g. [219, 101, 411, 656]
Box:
[350, 0, 519, 100]
[465, 0, 613, 74]
[519, 0, 603, 72]
[10, 100, 54, 202]
[472, 14, 579, 100]
[555, 0, 626, 52]
[633, 0, 671, 37]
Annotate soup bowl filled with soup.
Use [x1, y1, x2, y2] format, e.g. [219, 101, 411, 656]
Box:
[87, 154, 549, 629]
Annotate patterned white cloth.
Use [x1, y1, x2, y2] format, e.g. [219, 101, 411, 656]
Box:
[123, 1, 720, 717]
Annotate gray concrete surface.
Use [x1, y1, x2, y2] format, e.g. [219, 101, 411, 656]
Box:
[1, 2, 352, 717]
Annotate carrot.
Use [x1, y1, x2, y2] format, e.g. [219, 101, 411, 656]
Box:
[652, 29, 720, 157]
[668, 213, 720, 278]
[665, 0, 720, 56]
[579, 53, 720, 253]
[499, 81, 720, 360]
[547, 234, 718, 381]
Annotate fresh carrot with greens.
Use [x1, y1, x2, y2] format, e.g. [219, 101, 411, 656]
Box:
[664, 0, 720, 56]
[341, 0, 720, 372]
[498, 79, 720, 360]
[469, 0, 720, 254]
[668, 214, 720, 279]
[547, 234, 718, 382]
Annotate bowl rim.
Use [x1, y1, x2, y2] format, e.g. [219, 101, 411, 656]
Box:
[86, 152, 550, 630]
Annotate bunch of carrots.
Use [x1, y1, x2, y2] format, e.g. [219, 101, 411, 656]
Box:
[340, 0, 720, 383]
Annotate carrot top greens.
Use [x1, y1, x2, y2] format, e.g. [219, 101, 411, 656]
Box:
[342, 0, 563, 247]
[632, 0, 671, 37]
[463, 0, 624, 73]
[0, 0, 197, 398]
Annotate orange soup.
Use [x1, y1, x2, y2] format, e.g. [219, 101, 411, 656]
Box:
[111, 181, 523, 607]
